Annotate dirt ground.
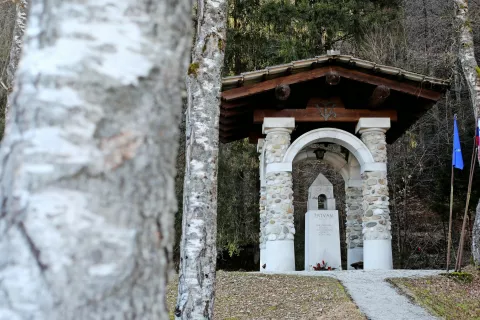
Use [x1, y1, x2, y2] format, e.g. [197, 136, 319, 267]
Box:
[167, 271, 365, 320]
[390, 267, 480, 320]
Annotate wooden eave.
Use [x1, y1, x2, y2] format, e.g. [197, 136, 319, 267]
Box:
[220, 55, 449, 144]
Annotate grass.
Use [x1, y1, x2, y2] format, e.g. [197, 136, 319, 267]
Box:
[0, 2, 15, 136]
[389, 266, 480, 320]
[167, 271, 365, 320]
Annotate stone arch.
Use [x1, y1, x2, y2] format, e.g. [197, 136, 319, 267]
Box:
[286, 129, 370, 270]
[283, 128, 376, 173]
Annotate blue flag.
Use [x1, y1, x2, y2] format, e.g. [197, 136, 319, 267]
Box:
[453, 117, 464, 170]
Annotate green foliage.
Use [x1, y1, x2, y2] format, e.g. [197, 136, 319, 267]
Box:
[226, 242, 242, 257]
[217, 139, 260, 253]
[442, 272, 474, 284]
[0, 2, 16, 139]
[187, 62, 200, 76]
[224, 0, 399, 75]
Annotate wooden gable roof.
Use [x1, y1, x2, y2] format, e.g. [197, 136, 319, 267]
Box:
[220, 55, 449, 144]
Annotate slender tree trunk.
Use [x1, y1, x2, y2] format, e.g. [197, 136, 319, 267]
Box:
[454, 0, 480, 266]
[5, 0, 28, 123]
[0, 1, 192, 319]
[175, 0, 228, 319]
[474, 202, 480, 264]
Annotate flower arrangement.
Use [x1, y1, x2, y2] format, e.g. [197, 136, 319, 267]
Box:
[311, 260, 335, 271]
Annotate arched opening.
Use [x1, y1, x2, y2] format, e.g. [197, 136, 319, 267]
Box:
[318, 194, 327, 210]
[262, 127, 390, 271]
[293, 158, 345, 270]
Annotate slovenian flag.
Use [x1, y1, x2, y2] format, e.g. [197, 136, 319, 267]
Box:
[453, 116, 464, 170]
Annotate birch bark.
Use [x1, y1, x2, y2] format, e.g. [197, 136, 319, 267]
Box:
[175, 0, 228, 319]
[454, 0, 480, 265]
[0, 1, 192, 319]
[473, 202, 480, 265]
[4, 0, 28, 122]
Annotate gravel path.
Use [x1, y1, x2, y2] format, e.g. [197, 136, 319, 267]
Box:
[266, 270, 443, 320]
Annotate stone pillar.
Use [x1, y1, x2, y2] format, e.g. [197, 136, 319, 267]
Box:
[345, 185, 363, 269]
[356, 118, 393, 270]
[263, 118, 296, 272]
[257, 139, 267, 271]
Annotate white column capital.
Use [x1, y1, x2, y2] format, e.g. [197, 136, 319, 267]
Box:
[355, 118, 391, 135]
[262, 117, 295, 134]
[257, 138, 265, 153]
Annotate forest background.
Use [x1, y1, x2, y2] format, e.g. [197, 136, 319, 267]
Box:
[1, 0, 479, 270]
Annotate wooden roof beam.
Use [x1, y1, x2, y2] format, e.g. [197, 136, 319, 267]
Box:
[325, 71, 341, 85]
[368, 85, 391, 109]
[253, 107, 398, 123]
[222, 66, 442, 102]
[275, 84, 291, 101]
[220, 108, 252, 118]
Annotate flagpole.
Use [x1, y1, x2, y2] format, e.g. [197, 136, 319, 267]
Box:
[455, 138, 478, 271]
[447, 163, 455, 272]
[447, 114, 460, 272]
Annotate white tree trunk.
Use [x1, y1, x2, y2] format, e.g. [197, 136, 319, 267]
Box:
[175, 0, 228, 319]
[5, 0, 28, 122]
[0, 1, 192, 319]
[473, 202, 480, 265]
[454, 0, 480, 266]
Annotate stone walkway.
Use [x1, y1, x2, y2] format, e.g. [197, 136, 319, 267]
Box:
[266, 270, 442, 320]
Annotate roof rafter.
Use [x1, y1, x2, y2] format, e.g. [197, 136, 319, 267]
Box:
[222, 66, 443, 102]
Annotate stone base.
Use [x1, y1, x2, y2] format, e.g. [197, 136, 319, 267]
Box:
[264, 240, 295, 272]
[347, 247, 363, 270]
[364, 239, 393, 270]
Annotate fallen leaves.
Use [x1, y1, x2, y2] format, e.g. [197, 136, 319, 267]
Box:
[390, 266, 480, 320]
[167, 271, 364, 320]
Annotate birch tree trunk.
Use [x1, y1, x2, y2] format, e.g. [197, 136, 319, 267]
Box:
[0, 1, 192, 319]
[175, 0, 228, 319]
[473, 202, 480, 265]
[454, 0, 480, 266]
[4, 0, 28, 122]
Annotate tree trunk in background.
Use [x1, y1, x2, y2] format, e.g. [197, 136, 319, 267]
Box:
[0, 1, 192, 319]
[176, 0, 228, 319]
[5, 0, 27, 122]
[473, 202, 480, 265]
[454, 0, 480, 266]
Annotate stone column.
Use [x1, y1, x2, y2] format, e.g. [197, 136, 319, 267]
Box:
[257, 139, 267, 271]
[263, 118, 296, 271]
[356, 118, 393, 270]
[345, 185, 363, 269]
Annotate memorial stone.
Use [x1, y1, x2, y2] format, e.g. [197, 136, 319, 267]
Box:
[305, 210, 342, 270]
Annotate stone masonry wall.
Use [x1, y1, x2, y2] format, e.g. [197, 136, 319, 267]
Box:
[265, 172, 295, 241]
[361, 171, 391, 240]
[259, 186, 266, 249]
[345, 186, 363, 248]
[360, 129, 392, 241]
[263, 130, 295, 243]
[360, 130, 387, 162]
[264, 131, 290, 164]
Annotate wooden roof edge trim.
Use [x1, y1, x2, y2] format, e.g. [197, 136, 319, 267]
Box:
[252, 108, 398, 123]
[222, 66, 443, 102]
[222, 54, 450, 89]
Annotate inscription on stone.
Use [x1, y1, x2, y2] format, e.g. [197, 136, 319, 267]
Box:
[305, 210, 342, 270]
[314, 212, 335, 236]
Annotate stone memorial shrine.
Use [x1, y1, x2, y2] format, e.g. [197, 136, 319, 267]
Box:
[305, 173, 341, 270]
[219, 53, 448, 271]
